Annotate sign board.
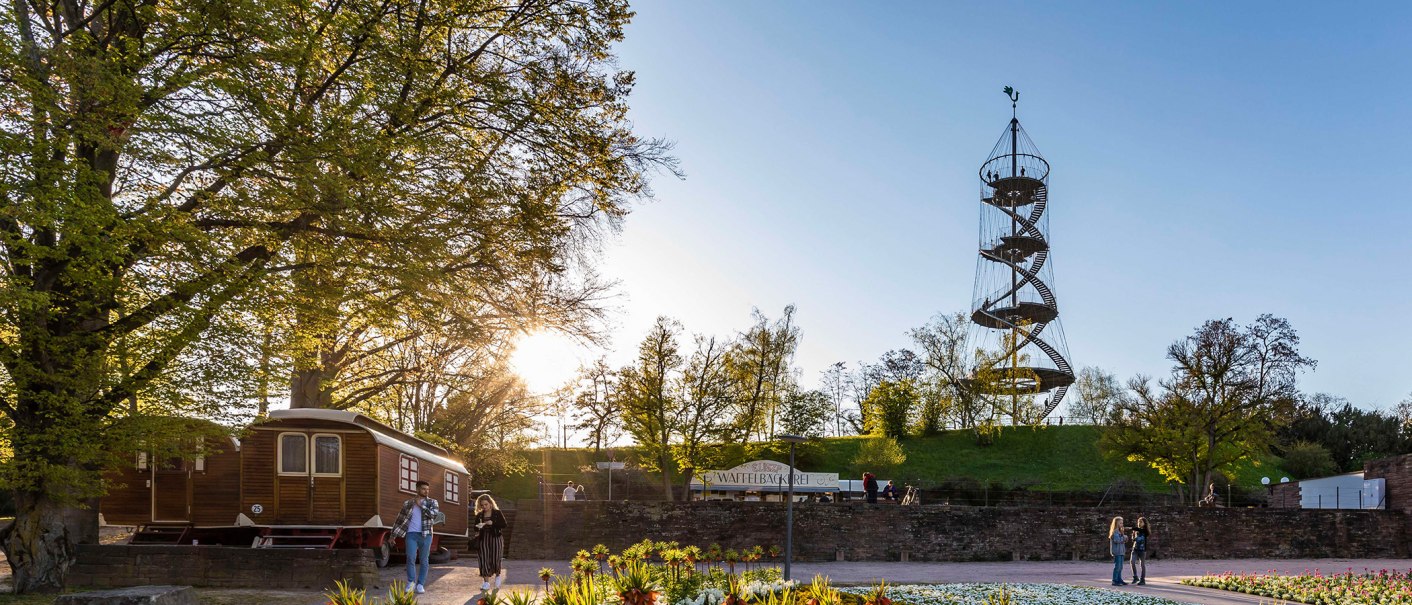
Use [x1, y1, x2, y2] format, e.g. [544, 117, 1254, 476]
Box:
[690, 460, 838, 493]
[596, 462, 626, 470]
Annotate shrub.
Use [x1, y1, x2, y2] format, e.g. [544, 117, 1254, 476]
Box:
[851, 436, 907, 477]
[1281, 440, 1338, 479]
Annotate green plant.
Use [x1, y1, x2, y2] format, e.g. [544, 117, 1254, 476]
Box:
[983, 585, 1013, 605]
[612, 562, 662, 605]
[723, 549, 740, 574]
[477, 589, 505, 605]
[803, 575, 841, 605]
[540, 567, 557, 592]
[863, 580, 891, 605]
[505, 591, 538, 605]
[324, 579, 368, 605]
[384, 580, 418, 605]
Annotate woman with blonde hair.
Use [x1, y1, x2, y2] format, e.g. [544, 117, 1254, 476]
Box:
[1107, 516, 1128, 586]
[473, 494, 508, 592]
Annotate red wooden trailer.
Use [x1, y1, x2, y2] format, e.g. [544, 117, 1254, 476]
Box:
[101, 409, 471, 567]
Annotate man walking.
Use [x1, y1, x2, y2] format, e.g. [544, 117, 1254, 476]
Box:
[392, 480, 443, 594]
[562, 481, 582, 501]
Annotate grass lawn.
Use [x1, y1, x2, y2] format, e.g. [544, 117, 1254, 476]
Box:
[485, 425, 1285, 500]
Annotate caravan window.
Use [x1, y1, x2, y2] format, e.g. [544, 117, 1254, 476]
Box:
[279, 433, 308, 474]
[399, 455, 418, 493]
[312, 434, 341, 476]
[445, 471, 461, 503]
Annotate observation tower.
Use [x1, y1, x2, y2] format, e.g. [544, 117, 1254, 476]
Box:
[968, 88, 1074, 419]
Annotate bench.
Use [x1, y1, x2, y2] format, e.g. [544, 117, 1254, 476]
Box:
[55, 585, 197, 605]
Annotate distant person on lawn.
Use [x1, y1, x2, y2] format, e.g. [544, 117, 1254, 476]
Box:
[1108, 516, 1128, 586]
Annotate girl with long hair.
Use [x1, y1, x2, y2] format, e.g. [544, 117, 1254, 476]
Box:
[1130, 517, 1151, 585]
[474, 494, 508, 592]
[1107, 516, 1128, 586]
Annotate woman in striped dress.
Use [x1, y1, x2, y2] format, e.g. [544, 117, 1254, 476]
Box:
[474, 494, 508, 591]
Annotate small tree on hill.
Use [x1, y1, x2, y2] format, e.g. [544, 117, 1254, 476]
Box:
[851, 436, 907, 478]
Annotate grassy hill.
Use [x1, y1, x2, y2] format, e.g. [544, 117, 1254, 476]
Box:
[484, 425, 1284, 501]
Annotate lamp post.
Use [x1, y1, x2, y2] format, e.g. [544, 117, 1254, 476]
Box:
[778, 434, 807, 581]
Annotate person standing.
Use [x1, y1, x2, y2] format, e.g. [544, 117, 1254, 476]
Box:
[391, 480, 443, 595]
[1108, 516, 1128, 586]
[863, 472, 879, 504]
[1129, 517, 1151, 585]
[474, 494, 509, 591]
[562, 481, 581, 501]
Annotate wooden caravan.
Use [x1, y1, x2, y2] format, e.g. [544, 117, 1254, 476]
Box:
[240, 409, 470, 562]
[101, 409, 470, 566]
[101, 427, 243, 529]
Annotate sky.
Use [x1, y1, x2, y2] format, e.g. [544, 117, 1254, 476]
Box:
[510, 1, 1412, 419]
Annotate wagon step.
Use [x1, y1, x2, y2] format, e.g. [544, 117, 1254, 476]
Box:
[131, 524, 192, 544]
[255, 534, 338, 549]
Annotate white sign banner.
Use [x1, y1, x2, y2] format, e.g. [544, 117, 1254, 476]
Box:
[690, 460, 838, 490]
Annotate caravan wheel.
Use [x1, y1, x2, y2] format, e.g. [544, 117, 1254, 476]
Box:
[429, 546, 452, 564]
[374, 541, 392, 568]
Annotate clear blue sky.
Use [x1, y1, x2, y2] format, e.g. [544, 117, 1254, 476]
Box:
[518, 1, 1412, 413]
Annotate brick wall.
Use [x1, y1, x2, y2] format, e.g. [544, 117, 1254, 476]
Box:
[1365, 454, 1411, 514]
[1270, 482, 1301, 508]
[508, 500, 1409, 562]
[70, 545, 377, 590]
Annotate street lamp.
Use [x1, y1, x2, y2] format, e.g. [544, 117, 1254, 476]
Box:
[778, 434, 807, 581]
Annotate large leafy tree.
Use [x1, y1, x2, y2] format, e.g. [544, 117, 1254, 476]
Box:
[0, 0, 670, 590]
[1102, 315, 1314, 504]
[618, 316, 682, 500]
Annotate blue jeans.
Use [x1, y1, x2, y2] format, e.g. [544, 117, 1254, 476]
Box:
[1112, 553, 1125, 584]
[405, 532, 432, 586]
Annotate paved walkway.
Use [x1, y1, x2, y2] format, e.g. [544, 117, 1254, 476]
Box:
[370, 557, 1412, 605]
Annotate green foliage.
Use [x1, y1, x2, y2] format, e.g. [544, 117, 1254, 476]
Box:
[505, 591, 539, 605]
[851, 436, 907, 476]
[383, 581, 418, 605]
[1101, 315, 1313, 503]
[324, 580, 368, 605]
[1280, 394, 1411, 472]
[0, 0, 676, 592]
[1280, 440, 1338, 479]
[804, 575, 843, 605]
[861, 380, 918, 438]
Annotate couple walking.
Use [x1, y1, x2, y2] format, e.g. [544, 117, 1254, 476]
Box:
[1106, 515, 1151, 586]
[391, 481, 508, 595]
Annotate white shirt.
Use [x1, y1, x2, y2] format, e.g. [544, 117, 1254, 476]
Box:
[562, 486, 578, 501]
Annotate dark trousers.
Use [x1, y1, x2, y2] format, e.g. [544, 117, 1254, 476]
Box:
[865, 490, 878, 503]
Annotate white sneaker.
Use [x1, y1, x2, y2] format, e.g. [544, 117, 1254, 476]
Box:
[415, 584, 425, 594]
[481, 581, 490, 591]
[494, 575, 503, 589]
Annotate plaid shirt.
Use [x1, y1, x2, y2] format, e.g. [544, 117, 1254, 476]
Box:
[391, 496, 442, 538]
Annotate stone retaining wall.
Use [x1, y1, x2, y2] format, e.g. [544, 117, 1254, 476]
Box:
[508, 500, 1409, 562]
[70, 545, 377, 590]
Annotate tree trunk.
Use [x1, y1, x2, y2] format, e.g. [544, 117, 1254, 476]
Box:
[660, 450, 674, 502]
[1, 490, 99, 593]
[290, 366, 335, 408]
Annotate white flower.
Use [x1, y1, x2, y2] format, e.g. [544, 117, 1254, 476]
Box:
[838, 583, 1185, 605]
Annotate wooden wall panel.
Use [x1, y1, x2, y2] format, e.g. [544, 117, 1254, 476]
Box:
[192, 438, 242, 526]
[240, 430, 277, 525]
[100, 462, 152, 526]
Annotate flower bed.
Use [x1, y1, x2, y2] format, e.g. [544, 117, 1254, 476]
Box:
[1182, 569, 1412, 605]
[839, 584, 1182, 605]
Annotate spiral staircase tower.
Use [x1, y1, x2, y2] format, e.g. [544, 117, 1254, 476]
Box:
[968, 90, 1074, 419]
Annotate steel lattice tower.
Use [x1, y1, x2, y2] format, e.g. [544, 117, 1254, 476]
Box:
[968, 89, 1074, 420]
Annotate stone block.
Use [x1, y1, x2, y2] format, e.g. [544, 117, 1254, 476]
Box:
[55, 586, 197, 605]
